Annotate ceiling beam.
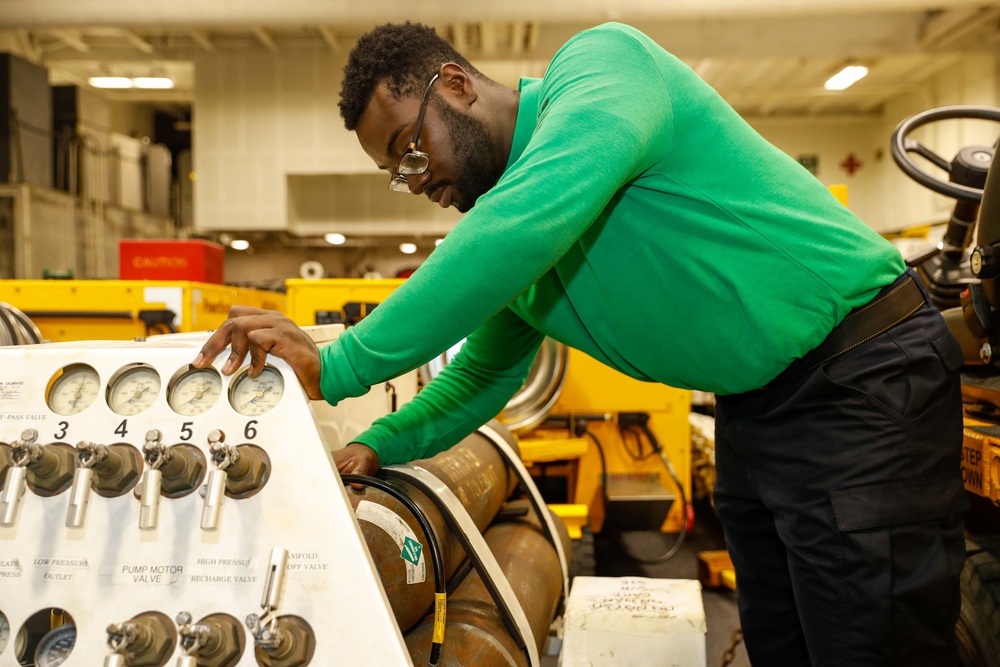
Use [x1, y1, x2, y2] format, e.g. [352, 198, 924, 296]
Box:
[120, 29, 155, 54]
[50, 28, 90, 53]
[316, 25, 339, 52]
[15, 29, 40, 63]
[189, 30, 215, 51]
[920, 8, 983, 47]
[252, 27, 276, 52]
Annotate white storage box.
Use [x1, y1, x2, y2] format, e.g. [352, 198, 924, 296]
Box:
[561, 576, 707, 667]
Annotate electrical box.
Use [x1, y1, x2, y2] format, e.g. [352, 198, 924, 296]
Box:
[120, 240, 226, 284]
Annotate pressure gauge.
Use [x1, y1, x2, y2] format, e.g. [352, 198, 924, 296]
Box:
[106, 364, 161, 416]
[168, 366, 223, 416]
[34, 624, 76, 667]
[46, 364, 101, 416]
[0, 611, 9, 655]
[229, 365, 284, 416]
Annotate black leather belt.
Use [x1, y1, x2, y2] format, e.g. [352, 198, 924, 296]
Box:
[771, 275, 927, 386]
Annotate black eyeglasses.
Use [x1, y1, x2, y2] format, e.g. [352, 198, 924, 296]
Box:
[389, 72, 440, 193]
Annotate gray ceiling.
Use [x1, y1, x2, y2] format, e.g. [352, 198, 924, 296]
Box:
[1, 1, 999, 117]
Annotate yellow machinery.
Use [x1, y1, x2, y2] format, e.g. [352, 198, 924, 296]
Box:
[0, 280, 286, 342]
[284, 278, 692, 539]
[527, 349, 690, 535]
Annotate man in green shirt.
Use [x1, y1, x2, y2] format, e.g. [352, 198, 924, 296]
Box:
[195, 22, 967, 666]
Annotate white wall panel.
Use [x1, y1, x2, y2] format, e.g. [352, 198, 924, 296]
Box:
[194, 49, 461, 236]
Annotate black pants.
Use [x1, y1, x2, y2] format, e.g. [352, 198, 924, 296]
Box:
[714, 274, 969, 667]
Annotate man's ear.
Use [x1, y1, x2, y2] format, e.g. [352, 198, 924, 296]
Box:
[439, 62, 478, 107]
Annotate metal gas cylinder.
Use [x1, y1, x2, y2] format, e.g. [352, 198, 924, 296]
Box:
[346, 422, 519, 632]
[404, 500, 564, 667]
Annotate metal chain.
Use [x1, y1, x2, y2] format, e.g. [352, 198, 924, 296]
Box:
[720, 627, 744, 667]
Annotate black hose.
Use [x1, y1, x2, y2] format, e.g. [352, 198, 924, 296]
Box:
[341, 473, 447, 666]
[580, 420, 688, 565]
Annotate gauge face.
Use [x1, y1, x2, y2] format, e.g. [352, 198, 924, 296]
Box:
[34, 624, 76, 667]
[47, 365, 101, 416]
[0, 611, 9, 655]
[229, 365, 284, 416]
[168, 366, 223, 416]
[107, 364, 162, 416]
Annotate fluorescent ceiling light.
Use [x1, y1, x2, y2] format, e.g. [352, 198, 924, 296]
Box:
[824, 65, 869, 91]
[89, 76, 132, 89]
[133, 77, 175, 89]
[324, 233, 346, 245]
[399, 243, 417, 255]
[229, 239, 250, 251]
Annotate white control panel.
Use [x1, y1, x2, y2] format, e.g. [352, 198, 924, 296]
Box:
[0, 338, 412, 666]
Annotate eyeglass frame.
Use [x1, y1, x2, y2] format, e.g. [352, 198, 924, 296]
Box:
[388, 72, 441, 193]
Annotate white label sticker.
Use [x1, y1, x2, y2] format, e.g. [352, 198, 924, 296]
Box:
[355, 500, 427, 584]
[111, 563, 186, 585]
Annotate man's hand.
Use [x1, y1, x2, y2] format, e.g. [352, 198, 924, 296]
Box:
[334, 443, 382, 490]
[193, 306, 324, 401]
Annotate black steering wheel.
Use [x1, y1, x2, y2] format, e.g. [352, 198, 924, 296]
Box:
[890, 105, 1000, 202]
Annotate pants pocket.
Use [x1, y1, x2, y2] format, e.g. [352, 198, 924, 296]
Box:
[830, 475, 968, 666]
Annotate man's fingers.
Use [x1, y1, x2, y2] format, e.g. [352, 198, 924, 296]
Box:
[335, 452, 366, 490]
[245, 330, 274, 377]
[194, 328, 233, 369]
[245, 329, 323, 399]
[228, 305, 272, 318]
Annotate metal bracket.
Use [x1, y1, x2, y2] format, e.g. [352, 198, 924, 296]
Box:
[477, 422, 570, 603]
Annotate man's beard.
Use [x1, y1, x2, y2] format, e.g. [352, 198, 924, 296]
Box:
[432, 95, 502, 213]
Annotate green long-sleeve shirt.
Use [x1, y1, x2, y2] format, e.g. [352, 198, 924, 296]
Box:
[320, 23, 905, 465]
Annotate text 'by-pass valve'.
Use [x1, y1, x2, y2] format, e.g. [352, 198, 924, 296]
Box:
[246, 548, 289, 650]
[67, 441, 107, 528]
[0, 428, 39, 527]
[200, 430, 234, 531]
[139, 429, 168, 530]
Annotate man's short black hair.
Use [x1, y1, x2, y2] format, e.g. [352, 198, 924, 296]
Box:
[338, 22, 482, 131]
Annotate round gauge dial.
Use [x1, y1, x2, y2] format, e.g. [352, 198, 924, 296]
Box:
[168, 366, 223, 416]
[229, 365, 284, 416]
[0, 610, 9, 655]
[106, 364, 161, 416]
[34, 624, 76, 667]
[47, 364, 100, 416]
